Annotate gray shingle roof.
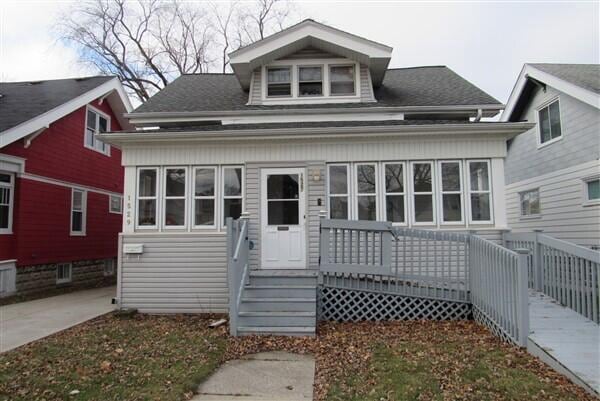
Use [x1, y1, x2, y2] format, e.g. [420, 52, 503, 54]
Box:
[530, 63, 600, 94]
[133, 66, 501, 114]
[0, 76, 114, 133]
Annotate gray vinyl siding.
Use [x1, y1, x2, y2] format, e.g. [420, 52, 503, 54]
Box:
[249, 69, 262, 105]
[506, 160, 600, 248]
[505, 85, 600, 184]
[119, 233, 228, 313]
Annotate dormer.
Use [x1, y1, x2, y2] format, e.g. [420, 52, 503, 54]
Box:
[228, 19, 392, 106]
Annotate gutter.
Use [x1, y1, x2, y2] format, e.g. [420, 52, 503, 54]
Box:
[98, 122, 534, 144]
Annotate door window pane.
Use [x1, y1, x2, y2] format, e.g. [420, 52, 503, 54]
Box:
[268, 200, 299, 225]
[329, 197, 348, 219]
[357, 196, 376, 220]
[267, 174, 299, 199]
[414, 195, 434, 222]
[386, 195, 405, 223]
[138, 200, 156, 226]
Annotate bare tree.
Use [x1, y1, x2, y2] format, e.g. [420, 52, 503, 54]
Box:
[58, 0, 297, 102]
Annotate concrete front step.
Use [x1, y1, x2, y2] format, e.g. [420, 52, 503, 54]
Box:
[243, 285, 317, 298]
[239, 297, 316, 312]
[237, 325, 316, 337]
[238, 311, 316, 327]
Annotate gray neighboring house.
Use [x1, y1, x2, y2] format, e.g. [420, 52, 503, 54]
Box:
[100, 20, 532, 334]
[502, 64, 600, 248]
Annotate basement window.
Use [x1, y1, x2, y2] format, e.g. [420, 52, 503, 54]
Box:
[56, 263, 72, 284]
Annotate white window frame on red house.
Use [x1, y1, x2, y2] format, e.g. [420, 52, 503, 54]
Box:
[56, 262, 72, 284]
[84, 105, 111, 156]
[109, 194, 123, 214]
[0, 172, 15, 234]
[70, 188, 87, 236]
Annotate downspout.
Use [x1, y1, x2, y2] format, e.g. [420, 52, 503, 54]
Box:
[473, 109, 483, 122]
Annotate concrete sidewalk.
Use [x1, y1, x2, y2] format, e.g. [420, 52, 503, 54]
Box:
[0, 286, 116, 352]
[194, 351, 315, 401]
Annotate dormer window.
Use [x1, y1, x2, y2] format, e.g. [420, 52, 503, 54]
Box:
[298, 66, 323, 96]
[330, 65, 355, 95]
[267, 67, 291, 97]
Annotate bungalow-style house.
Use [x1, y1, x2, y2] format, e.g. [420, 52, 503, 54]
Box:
[502, 64, 600, 249]
[0, 76, 132, 297]
[101, 20, 532, 336]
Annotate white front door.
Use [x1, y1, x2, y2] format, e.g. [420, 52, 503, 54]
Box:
[260, 168, 306, 269]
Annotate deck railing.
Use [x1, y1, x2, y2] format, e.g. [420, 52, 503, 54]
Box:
[504, 232, 600, 323]
[226, 215, 250, 336]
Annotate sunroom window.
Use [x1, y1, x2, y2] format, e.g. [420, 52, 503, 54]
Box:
[137, 168, 158, 228]
[355, 164, 377, 220]
[223, 167, 243, 224]
[330, 65, 355, 95]
[164, 168, 186, 228]
[412, 162, 434, 224]
[298, 66, 323, 96]
[267, 67, 291, 97]
[468, 161, 492, 222]
[194, 167, 216, 227]
[439, 161, 463, 223]
[384, 163, 405, 223]
[538, 99, 562, 145]
[328, 165, 349, 219]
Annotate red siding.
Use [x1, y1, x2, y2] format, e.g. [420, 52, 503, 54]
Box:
[0, 98, 124, 266]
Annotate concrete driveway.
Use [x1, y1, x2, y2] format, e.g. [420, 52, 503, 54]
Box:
[0, 286, 116, 352]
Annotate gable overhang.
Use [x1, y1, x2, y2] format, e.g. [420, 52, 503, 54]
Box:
[502, 64, 600, 122]
[228, 20, 393, 89]
[0, 77, 134, 148]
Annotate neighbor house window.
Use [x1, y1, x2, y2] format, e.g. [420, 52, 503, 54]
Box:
[468, 160, 492, 223]
[328, 164, 349, 219]
[56, 263, 72, 284]
[439, 161, 463, 223]
[85, 107, 110, 155]
[520, 189, 540, 217]
[0, 173, 14, 233]
[538, 99, 562, 145]
[222, 167, 243, 224]
[137, 168, 158, 228]
[164, 168, 186, 228]
[71, 189, 86, 235]
[355, 163, 377, 220]
[194, 167, 216, 227]
[267, 67, 291, 97]
[298, 66, 323, 96]
[330, 65, 355, 95]
[412, 162, 434, 224]
[109, 195, 122, 214]
[583, 177, 600, 205]
[104, 258, 115, 276]
[383, 163, 405, 224]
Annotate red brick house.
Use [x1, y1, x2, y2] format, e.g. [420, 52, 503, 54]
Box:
[0, 76, 132, 297]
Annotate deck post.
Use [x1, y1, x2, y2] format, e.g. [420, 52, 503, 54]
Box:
[226, 217, 237, 336]
[318, 210, 328, 285]
[533, 229, 543, 292]
[515, 248, 531, 347]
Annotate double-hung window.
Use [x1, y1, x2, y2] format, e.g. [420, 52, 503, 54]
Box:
[411, 162, 435, 224]
[164, 168, 186, 228]
[468, 160, 492, 223]
[439, 161, 463, 223]
[298, 66, 323, 96]
[85, 107, 110, 155]
[383, 163, 406, 224]
[267, 67, 291, 97]
[70, 189, 86, 235]
[194, 167, 216, 227]
[0, 173, 14, 233]
[520, 189, 540, 217]
[109, 195, 122, 214]
[583, 177, 600, 205]
[355, 163, 377, 220]
[137, 168, 158, 228]
[327, 164, 349, 219]
[329, 65, 355, 95]
[538, 99, 562, 146]
[222, 167, 243, 225]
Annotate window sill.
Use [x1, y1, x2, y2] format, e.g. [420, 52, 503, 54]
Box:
[70, 232, 86, 237]
[0, 231, 13, 235]
[583, 200, 600, 207]
[84, 144, 111, 157]
[537, 136, 563, 149]
[519, 215, 542, 220]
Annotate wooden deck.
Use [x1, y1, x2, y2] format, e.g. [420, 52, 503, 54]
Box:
[528, 291, 599, 396]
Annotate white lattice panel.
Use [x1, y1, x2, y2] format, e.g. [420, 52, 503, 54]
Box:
[472, 306, 517, 345]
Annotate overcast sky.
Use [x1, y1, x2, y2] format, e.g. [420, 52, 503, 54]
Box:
[0, 0, 598, 104]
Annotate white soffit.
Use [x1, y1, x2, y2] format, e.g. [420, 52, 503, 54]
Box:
[229, 19, 393, 89]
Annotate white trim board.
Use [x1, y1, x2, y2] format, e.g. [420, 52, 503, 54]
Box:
[19, 172, 123, 198]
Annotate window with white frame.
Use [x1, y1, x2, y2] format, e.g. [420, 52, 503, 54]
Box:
[520, 189, 540, 217]
[137, 168, 158, 228]
[439, 161, 463, 223]
[355, 163, 377, 220]
[583, 177, 600, 205]
[222, 167, 243, 225]
[104, 258, 115, 276]
[56, 263, 72, 284]
[267, 67, 292, 97]
[329, 65, 355, 95]
[412, 162, 435, 224]
[109, 195, 122, 214]
[298, 66, 323, 96]
[71, 189, 86, 235]
[328, 164, 349, 219]
[164, 168, 186, 228]
[538, 99, 562, 145]
[0, 173, 14, 233]
[383, 163, 405, 223]
[194, 167, 216, 227]
[85, 107, 110, 155]
[468, 161, 492, 222]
